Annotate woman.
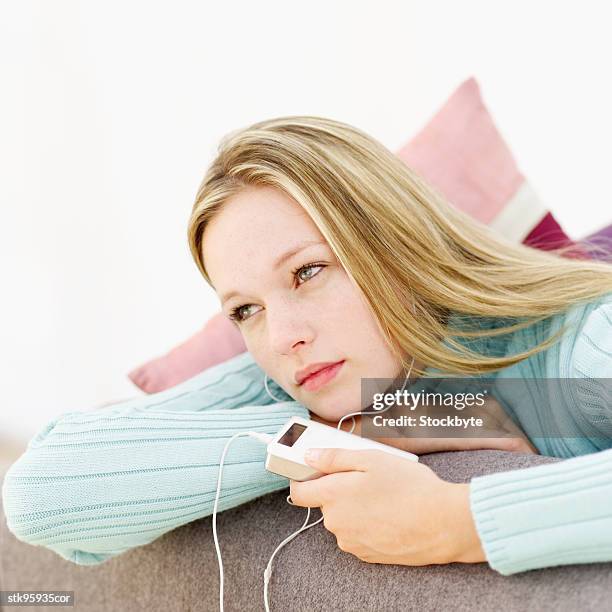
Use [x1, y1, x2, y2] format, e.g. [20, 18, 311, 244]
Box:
[3, 116, 612, 576]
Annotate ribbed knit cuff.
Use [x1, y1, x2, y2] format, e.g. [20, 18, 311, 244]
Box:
[469, 448, 612, 576]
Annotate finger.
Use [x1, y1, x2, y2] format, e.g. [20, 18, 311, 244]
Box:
[290, 472, 350, 508]
[303, 447, 379, 474]
[289, 477, 328, 508]
[505, 436, 539, 454]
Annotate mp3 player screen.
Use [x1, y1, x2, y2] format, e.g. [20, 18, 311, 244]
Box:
[278, 423, 307, 447]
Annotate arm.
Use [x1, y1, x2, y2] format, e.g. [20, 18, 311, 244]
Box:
[470, 300, 612, 575]
[1, 351, 307, 566]
[470, 447, 612, 575]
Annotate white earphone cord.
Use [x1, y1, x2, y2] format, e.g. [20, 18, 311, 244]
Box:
[213, 355, 416, 612]
[338, 354, 416, 433]
[215, 301, 418, 611]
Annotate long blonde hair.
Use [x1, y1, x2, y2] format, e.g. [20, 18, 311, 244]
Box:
[187, 115, 612, 378]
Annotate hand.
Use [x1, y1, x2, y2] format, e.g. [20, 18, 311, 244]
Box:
[289, 448, 486, 566]
[308, 397, 539, 456]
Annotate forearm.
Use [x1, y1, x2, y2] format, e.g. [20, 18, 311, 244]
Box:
[97, 349, 292, 416]
[469, 448, 612, 575]
[1, 399, 309, 566]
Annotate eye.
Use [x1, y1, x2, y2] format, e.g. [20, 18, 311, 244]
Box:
[228, 303, 259, 323]
[293, 262, 325, 286]
[227, 262, 326, 324]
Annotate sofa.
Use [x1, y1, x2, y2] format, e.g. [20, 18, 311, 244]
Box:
[3, 448, 612, 612]
[3, 73, 612, 610]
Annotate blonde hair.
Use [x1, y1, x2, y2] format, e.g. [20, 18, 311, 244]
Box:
[187, 115, 612, 378]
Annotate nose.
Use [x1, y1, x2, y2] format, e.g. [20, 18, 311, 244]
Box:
[267, 297, 315, 356]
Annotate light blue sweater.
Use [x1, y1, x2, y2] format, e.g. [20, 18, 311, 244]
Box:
[2, 291, 612, 575]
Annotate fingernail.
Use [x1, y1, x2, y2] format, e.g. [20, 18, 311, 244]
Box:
[304, 448, 321, 463]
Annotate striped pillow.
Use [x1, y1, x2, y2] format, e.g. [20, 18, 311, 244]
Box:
[397, 76, 577, 250]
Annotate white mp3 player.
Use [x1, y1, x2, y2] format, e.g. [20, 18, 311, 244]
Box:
[265, 415, 419, 481]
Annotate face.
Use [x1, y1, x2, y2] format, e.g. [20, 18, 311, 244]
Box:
[203, 185, 411, 421]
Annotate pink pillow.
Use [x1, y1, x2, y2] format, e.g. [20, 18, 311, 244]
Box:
[129, 76, 579, 393]
[397, 77, 577, 248]
[128, 312, 245, 394]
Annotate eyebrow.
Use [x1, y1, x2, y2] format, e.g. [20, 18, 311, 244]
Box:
[220, 239, 327, 306]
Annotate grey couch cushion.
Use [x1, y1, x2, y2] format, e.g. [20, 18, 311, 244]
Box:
[2, 449, 612, 612]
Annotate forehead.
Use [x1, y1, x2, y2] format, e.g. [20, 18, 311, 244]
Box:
[202, 185, 326, 289]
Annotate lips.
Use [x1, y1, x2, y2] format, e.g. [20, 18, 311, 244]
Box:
[295, 361, 345, 386]
[297, 360, 345, 392]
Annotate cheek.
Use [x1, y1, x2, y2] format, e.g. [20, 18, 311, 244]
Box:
[320, 277, 384, 339]
[242, 333, 277, 378]
[243, 334, 264, 363]
[324, 282, 401, 378]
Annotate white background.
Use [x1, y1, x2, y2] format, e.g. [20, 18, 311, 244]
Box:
[1, 0, 611, 444]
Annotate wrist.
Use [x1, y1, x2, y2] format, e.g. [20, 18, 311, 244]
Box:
[443, 482, 487, 564]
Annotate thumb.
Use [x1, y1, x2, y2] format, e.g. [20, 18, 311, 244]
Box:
[303, 447, 376, 473]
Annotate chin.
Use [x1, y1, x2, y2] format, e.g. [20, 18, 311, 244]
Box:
[312, 397, 362, 423]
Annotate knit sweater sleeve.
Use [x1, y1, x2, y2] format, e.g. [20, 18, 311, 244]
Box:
[569, 301, 612, 437]
[469, 301, 612, 575]
[1, 351, 310, 566]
